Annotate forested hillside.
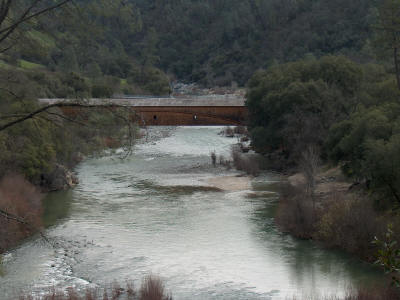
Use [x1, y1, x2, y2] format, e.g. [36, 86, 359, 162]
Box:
[1, 0, 378, 90]
[133, 0, 376, 86]
[0, 0, 387, 190]
[1, 0, 171, 98]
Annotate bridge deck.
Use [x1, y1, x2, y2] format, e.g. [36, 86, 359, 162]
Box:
[39, 96, 245, 107]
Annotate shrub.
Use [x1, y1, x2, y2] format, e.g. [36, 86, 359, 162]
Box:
[316, 194, 384, 258]
[231, 145, 260, 176]
[139, 276, 171, 300]
[0, 174, 42, 253]
[19, 277, 172, 300]
[91, 84, 113, 98]
[275, 183, 316, 239]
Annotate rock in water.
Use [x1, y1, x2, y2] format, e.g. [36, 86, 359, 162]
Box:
[45, 164, 79, 191]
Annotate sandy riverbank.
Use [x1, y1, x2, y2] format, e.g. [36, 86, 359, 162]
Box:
[206, 175, 251, 191]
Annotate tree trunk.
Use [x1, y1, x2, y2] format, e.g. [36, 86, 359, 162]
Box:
[394, 47, 400, 90]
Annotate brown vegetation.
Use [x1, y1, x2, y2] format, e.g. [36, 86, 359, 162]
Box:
[210, 151, 216, 167]
[220, 126, 249, 138]
[19, 276, 172, 300]
[275, 183, 316, 239]
[139, 275, 172, 300]
[316, 194, 384, 259]
[276, 167, 397, 261]
[0, 174, 43, 253]
[231, 145, 260, 176]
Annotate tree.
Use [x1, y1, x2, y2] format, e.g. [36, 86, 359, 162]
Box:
[0, 0, 72, 52]
[326, 102, 400, 206]
[0, 0, 140, 240]
[245, 56, 362, 163]
[374, 224, 400, 287]
[376, 0, 400, 90]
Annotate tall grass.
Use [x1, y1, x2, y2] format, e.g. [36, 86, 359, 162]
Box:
[19, 276, 172, 300]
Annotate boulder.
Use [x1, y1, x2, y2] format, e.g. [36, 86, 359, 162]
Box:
[44, 164, 79, 191]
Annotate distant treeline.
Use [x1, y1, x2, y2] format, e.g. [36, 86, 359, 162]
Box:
[132, 0, 376, 86]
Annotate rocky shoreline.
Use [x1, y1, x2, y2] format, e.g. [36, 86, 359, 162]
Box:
[41, 164, 79, 192]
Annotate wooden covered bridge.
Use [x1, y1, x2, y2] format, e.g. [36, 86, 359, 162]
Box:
[39, 96, 248, 126]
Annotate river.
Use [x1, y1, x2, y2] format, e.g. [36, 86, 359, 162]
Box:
[0, 127, 383, 299]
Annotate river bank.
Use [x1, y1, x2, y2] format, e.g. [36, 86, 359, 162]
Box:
[0, 164, 80, 254]
[275, 166, 396, 265]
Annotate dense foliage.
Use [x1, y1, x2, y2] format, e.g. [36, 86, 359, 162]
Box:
[247, 55, 400, 206]
[132, 0, 375, 86]
[246, 56, 363, 159]
[1, 0, 379, 89]
[2, 0, 171, 97]
[0, 69, 136, 186]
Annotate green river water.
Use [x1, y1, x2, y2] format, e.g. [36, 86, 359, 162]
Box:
[0, 127, 384, 299]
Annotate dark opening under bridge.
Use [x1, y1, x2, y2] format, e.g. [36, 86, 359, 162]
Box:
[39, 96, 248, 126]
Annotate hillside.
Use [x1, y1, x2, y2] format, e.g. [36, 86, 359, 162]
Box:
[132, 0, 377, 86]
[1, 0, 379, 93]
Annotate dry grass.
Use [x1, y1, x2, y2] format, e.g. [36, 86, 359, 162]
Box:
[231, 145, 260, 176]
[275, 183, 316, 239]
[276, 178, 387, 259]
[139, 275, 171, 300]
[210, 151, 216, 167]
[316, 192, 384, 258]
[233, 126, 248, 135]
[19, 276, 172, 300]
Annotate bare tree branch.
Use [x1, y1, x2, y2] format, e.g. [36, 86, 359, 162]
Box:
[0, 0, 72, 47]
[0, 0, 13, 28]
[44, 110, 88, 127]
[0, 207, 28, 224]
[0, 102, 131, 132]
[0, 207, 50, 243]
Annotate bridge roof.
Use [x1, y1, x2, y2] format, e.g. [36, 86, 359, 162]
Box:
[39, 96, 246, 107]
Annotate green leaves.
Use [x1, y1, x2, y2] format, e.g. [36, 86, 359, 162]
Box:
[246, 55, 362, 159]
[326, 102, 400, 205]
[374, 224, 400, 287]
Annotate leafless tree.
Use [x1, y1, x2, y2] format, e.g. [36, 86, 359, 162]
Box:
[299, 144, 320, 211]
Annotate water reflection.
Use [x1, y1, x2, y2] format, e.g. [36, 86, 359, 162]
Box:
[249, 177, 385, 298]
[0, 257, 4, 277]
[42, 190, 73, 228]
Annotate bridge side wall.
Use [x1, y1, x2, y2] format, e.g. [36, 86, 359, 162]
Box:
[59, 106, 248, 126]
[132, 106, 248, 126]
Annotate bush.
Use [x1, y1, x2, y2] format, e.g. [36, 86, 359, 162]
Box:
[275, 183, 316, 239]
[140, 275, 171, 300]
[19, 276, 172, 300]
[91, 84, 113, 98]
[0, 174, 42, 253]
[316, 194, 384, 259]
[231, 145, 260, 176]
[326, 103, 400, 206]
